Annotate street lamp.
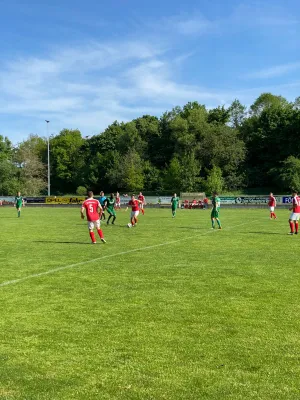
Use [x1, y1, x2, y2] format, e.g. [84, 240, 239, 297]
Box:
[45, 120, 50, 196]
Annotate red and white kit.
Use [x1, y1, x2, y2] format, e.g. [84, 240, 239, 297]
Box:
[138, 194, 145, 215]
[290, 196, 300, 221]
[129, 199, 140, 219]
[82, 198, 101, 229]
[268, 195, 277, 219]
[116, 195, 121, 208]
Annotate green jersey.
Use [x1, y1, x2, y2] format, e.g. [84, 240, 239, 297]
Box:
[106, 197, 115, 211]
[171, 197, 179, 209]
[15, 196, 23, 208]
[212, 196, 220, 211]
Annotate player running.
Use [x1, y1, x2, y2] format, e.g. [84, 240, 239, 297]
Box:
[268, 192, 277, 219]
[138, 192, 146, 215]
[99, 191, 107, 220]
[115, 191, 121, 209]
[288, 190, 300, 235]
[81, 191, 106, 244]
[105, 193, 117, 225]
[171, 193, 180, 217]
[128, 194, 142, 227]
[211, 192, 222, 229]
[15, 192, 24, 218]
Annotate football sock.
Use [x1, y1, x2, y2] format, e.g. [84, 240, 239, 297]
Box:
[97, 229, 104, 239]
[107, 215, 112, 224]
[211, 219, 215, 228]
[289, 221, 294, 233]
[18, 211, 20, 217]
[217, 219, 221, 228]
[273, 213, 277, 219]
[112, 216, 116, 224]
[295, 222, 299, 233]
[89, 232, 96, 243]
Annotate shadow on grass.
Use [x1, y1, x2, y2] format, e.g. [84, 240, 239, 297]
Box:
[245, 231, 283, 235]
[33, 240, 92, 245]
[176, 226, 208, 230]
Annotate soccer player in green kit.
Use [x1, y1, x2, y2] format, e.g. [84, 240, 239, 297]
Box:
[105, 193, 117, 225]
[171, 193, 180, 217]
[211, 192, 222, 229]
[15, 191, 24, 218]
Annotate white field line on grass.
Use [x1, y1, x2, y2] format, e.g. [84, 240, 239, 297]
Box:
[0, 220, 258, 289]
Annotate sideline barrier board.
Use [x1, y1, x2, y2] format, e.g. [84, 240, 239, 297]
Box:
[26, 197, 46, 203]
[46, 197, 85, 204]
[220, 196, 282, 205]
[0, 196, 15, 205]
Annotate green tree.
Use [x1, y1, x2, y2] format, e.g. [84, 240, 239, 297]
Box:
[274, 156, 300, 192]
[250, 93, 288, 116]
[207, 106, 230, 125]
[228, 99, 247, 129]
[15, 145, 47, 196]
[164, 157, 182, 191]
[50, 129, 85, 193]
[106, 150, 144, 192]
[205, 166, 224, 194]
[76, 186, 87, 196]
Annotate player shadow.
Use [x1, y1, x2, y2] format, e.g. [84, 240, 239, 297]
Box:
[246, 231, 282, 235]
[176, 226, 207, 230]
[34, 240, 92, 245]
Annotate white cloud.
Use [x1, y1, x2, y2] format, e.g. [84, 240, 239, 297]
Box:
[245, 62, 300, 79]
[0, 37, 228, 140]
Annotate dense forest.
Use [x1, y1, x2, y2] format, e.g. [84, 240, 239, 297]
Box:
[1, 92, 300, 196]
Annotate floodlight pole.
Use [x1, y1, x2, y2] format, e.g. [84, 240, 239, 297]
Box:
[46, 120, 50, 196]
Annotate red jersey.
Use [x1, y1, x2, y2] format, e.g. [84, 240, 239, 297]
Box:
[138, 195, 145, 203]
[268, 196, 276, 207]
[292, 196, 300, 213]
[129, 199, 139, 212]
[82, 198, 101, 221]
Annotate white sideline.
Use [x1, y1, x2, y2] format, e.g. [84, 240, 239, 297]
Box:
[0, 220, 257, 288]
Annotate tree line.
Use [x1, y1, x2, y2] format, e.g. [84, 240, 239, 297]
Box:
[1, 92, 300, 196]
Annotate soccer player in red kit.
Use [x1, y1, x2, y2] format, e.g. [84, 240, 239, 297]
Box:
[288, 191, 300, 235]
[268, 192, 277, 219]
[81, 191, 106, 244]
[115, 191, 121, 209]
[128, 195, 142, 227]
[138, 192, 146, 215]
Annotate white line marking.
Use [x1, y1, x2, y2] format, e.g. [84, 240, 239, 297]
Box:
[0, 220, 258, 288]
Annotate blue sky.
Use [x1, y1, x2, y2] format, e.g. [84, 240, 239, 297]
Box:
[1, 0, 300, 143]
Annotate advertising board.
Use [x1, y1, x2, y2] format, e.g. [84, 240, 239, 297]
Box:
[46, 197, 85, 204]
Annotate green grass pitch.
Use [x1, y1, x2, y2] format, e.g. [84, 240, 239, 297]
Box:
[0, 207, 299, 400]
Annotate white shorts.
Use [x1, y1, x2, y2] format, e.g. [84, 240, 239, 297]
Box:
[88, 219, 100, 230]
[270, 206, 275, 212]
[131, 211, 139, 219]
[289, 213, 300, 221]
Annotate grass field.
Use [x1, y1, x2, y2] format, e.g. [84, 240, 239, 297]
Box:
[0, 206, 299, 400]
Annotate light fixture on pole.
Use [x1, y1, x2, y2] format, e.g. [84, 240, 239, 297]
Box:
[45, 120, 50, 196]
